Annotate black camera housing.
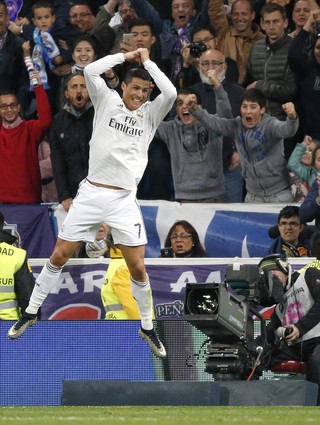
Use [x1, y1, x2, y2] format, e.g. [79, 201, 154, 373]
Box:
[189, 42, 207, 58]
[161, 247, 174, 258]
[184, 264, 267, 380]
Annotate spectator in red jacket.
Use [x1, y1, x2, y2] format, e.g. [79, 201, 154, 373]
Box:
[0, 68, 52, 203]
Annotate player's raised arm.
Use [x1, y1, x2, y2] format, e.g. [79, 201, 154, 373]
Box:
[137, 48, 176, 121]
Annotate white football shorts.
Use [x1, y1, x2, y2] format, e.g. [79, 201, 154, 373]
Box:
[58, 179, 147, 246]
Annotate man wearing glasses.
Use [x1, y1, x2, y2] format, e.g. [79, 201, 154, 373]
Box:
[268, 205, 311, 257]
[68, 1, 115, 56]
[0, 68, 51, 203]
[192, 48, 245, 203]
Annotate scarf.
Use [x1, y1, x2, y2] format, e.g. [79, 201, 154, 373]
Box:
[31, 28, 60, 90]
[71, 64, 85, 74]
[172, 24, 192, 78]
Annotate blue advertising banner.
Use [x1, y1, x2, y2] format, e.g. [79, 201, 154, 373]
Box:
[1, 204, 56, 257]
[53, 202, 283, 258]
[1, 202, 288, 258]
[33, 262, 224, 320]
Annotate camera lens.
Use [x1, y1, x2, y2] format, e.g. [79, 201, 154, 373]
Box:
[189, 42, 207, 58]
[187, 289, 219, 314]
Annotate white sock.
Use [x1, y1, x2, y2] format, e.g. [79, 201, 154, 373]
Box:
[26, 261, 63, 315]
[130, 275, 153, 330]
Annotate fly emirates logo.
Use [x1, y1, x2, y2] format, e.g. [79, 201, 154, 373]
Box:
[109, 116, 143, 136]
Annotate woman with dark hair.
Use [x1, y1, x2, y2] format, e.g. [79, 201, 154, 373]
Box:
[163, 220, 208, 257]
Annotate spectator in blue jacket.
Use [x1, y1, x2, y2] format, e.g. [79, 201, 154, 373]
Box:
[300, 172, 320, 233]
[267, 205, 311, 257]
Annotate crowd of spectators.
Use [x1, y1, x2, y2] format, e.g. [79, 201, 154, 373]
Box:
[1, 0, 320, 237]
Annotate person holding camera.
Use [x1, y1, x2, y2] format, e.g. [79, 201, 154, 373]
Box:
[256, 253, 320, 405]
[161, 220, 208, 258]
[174, 25, 240, 89]
[130, 0, 210, 80]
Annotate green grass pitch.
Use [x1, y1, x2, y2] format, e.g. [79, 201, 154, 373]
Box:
[0, 406, 320, 424]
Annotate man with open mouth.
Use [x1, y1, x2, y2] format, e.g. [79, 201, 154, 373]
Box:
[184, 87, 298, 203]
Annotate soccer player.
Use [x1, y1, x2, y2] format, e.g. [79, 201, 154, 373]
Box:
[8, 47, 177, 359]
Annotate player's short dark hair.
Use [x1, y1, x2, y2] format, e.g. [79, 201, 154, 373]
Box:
[177, 87, 201, 104]
[278, 205, 301, 223]
[123, 67, 151, 84]
[241, 88, 266, 108]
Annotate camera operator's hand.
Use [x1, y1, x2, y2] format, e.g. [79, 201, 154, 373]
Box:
[285, 324, 300, 343]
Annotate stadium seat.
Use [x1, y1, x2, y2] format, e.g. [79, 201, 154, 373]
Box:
[271, 360, 307, 377]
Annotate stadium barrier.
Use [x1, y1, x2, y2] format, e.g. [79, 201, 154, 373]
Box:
[1, 258, 318, 406]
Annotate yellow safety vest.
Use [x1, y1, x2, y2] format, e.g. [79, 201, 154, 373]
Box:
[101, 257, 140, 320]
[0, 242, 26, 320]
[298, 259, 320, 272]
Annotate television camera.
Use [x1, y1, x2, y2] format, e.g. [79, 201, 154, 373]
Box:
[184, 263, 268, 381]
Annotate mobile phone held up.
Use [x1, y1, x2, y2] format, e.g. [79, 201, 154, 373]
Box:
[122, 33, 134, 45]
[161, 247, 174, 258]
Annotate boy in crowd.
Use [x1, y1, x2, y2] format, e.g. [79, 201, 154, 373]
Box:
[184, 87, 298, 203]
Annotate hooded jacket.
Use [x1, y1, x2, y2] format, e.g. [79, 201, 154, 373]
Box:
[193, 105, 299, 197]
[155, 86, 232, 200]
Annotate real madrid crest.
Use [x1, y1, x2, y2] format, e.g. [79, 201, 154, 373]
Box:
[136, 110, 143, 118]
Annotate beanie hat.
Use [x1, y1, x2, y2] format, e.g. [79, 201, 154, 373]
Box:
[258, 254, 290, 275]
